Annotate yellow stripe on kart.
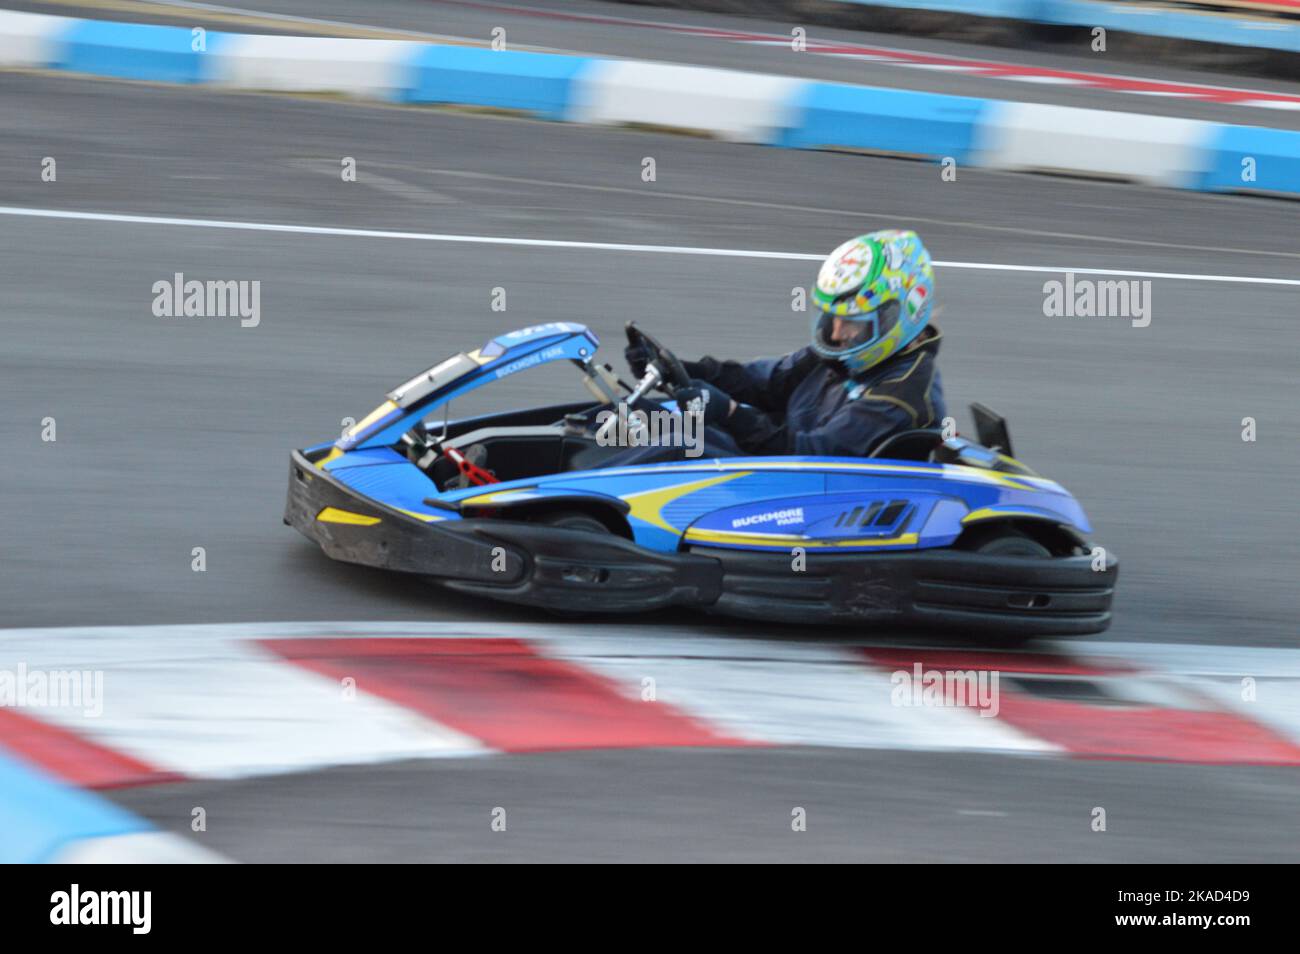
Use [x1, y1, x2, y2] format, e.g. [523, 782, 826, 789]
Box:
[623, 472, 751, 533]
[684, 528, 920, 548]
[961, 507, 1054, 525]
[596, 459, 1050, 492]
[315, 447, 345, 470]
[317, 507, 381, 526]
[341, 400, 399, 443]
[457, 488, 537, 507]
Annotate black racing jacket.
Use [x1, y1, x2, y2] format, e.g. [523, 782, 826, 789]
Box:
[682, 327, 946, 457]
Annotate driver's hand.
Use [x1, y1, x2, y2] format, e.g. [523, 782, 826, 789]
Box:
[624, 340, 651, 379]
[676, 380, 734, 428]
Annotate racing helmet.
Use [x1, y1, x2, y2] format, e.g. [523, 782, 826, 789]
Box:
[810, 230, 935, 376]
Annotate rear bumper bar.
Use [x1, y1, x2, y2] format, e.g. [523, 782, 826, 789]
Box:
[692, 546, 1117, 637]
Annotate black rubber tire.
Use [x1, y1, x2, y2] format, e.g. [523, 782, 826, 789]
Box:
[532, 511, 615, 619]
[961, 525, 1052, 558]
[535, 511, 612, 535]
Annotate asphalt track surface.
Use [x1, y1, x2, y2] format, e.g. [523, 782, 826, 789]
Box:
[113, 748, 1300, 862]
[2, 37, 1298, 860]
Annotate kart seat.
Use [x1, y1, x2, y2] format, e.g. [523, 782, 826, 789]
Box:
[868, 428, 944, 461]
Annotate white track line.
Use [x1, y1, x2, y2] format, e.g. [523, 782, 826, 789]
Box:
[3, 205, 1298, 286]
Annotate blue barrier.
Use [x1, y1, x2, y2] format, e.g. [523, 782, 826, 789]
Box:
[401, 46, 591, 120]
[1199, 124, 1300, 193]
[780, 82, 987, 162]
[55, 20, 232, 83]
[1047, 0, 1300, 53]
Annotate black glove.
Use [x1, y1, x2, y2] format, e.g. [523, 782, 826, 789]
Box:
[624, 340, 651, 379]
[676, 379, 733, 428]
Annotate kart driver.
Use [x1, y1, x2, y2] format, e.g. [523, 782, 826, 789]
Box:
[615, 229, 946, 463]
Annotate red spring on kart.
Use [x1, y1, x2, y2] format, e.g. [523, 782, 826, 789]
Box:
[444, 446, 499, 486]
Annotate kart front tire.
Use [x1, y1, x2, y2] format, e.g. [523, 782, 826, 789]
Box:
[961, 525, 1052, 558]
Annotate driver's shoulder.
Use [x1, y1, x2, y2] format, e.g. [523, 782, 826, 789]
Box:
[782, 345, 821, 374]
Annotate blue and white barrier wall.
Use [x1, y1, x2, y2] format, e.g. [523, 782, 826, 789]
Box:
[2, 11, 1297, 196]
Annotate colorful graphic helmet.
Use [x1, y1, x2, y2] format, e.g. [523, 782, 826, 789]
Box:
[810, 230, 935, 375]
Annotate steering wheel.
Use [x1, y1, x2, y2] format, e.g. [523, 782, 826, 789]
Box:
[625, 321, 691, 394]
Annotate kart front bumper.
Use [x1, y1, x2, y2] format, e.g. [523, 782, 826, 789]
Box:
[286, 451, 1117, 635]
[284, 450, 718, 614]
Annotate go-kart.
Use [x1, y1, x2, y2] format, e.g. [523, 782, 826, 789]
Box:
[284, 321, 1117, 635]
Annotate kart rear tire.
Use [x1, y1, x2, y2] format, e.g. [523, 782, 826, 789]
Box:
[961, 525, 1052, 558]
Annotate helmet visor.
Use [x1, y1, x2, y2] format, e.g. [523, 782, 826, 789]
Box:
[813, 300, 900, 357]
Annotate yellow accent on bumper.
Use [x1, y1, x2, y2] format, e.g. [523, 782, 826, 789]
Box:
[395, 508, 445, 523]
[317, 507, 381, 526]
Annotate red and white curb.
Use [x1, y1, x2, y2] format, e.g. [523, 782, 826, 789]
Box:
[2, 622, 1298, 789]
